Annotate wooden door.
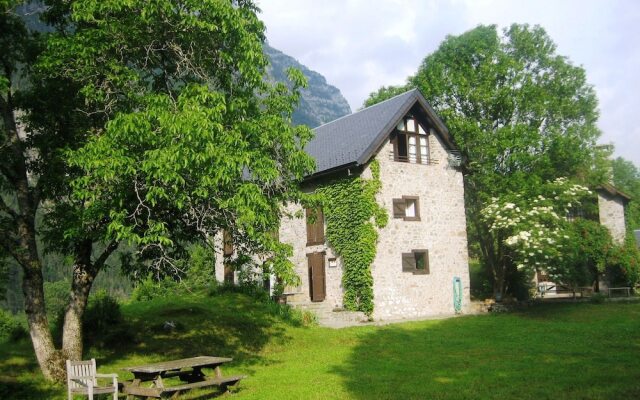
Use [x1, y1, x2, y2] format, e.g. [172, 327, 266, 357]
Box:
[307, 252, 326, 302]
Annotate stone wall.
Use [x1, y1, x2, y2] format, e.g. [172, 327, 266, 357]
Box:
[279, 193, 344, 309]
[369, 132, 470, 319]
[598, 191, 627, 244]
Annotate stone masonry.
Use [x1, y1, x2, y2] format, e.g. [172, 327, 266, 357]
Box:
[598, 191, 627, 244]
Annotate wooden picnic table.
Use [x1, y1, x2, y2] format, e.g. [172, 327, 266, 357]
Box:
[122, 356, 245, 399]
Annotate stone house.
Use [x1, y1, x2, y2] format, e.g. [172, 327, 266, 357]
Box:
[268, 89, 471, 320]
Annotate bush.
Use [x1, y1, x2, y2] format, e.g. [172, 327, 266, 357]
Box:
[0, 309, 27, 342]
[83, 290, 132, 348]
[590, 292, 607, 304]
[184, 244, 216, 290]
[131, 276, 180, 301]
[606, 239, 640, 287]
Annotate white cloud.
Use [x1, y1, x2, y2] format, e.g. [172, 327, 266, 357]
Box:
[257, 0, 640, 166]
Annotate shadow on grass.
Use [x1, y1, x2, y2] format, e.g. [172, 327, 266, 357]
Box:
[97, 291, 302, 378]
[332, 303, 640, 400]
[0, 339, 59, 399]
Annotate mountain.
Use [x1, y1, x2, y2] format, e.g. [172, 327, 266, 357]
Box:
[264, 45, 351, 128]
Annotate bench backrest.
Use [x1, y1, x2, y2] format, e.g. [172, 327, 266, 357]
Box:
[66, 359, 97, 389]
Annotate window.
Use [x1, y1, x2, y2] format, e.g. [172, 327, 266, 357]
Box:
[306, 207, 325, 246]
[392, 116, 429, 164]
[402, 250, 429, 274]
[392, 196, 420, 221]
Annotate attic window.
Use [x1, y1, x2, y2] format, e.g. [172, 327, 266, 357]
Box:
[392, 116, 430, 164]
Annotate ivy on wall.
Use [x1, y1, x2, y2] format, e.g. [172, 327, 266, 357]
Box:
[316, 160, 388, 316]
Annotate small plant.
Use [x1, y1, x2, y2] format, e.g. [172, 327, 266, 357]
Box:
[590, 292, 607, 304]
[0, 309, 27, 342]
[131, 276, 180, 301]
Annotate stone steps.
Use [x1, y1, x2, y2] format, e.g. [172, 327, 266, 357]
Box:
[288, 301, 369, 327]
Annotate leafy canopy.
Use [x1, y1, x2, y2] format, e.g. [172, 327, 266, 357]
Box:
[38, 0, 315, 280]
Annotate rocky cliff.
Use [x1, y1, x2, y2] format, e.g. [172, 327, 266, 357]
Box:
[264, 45, 351, 128]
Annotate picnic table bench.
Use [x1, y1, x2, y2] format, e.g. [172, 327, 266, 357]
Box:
[122, 356, 245, 399]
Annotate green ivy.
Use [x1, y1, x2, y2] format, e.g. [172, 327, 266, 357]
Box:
[316, 161, 387, 316]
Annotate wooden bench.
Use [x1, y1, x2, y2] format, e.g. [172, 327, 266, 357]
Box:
[124, 375, 244, 398]
[122, 356, 245, 399]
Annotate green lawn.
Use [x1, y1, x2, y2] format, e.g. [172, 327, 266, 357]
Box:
[2, 293, 640, 399]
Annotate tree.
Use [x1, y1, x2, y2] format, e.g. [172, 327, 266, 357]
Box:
[367, 24, 604, 298]
[481, 178, 597, 294]
[1, 0, 313, 381]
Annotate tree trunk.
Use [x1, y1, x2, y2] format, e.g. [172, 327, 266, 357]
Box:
[22, 261, 66, 382]
[62, 240, 96, 361]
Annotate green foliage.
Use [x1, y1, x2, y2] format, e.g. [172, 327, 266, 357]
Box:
[611, 157, 640, 231]
[184, 244, 216, 290]
[0, 308, 27, 342]
[469, 258, 493, 300]
[590, 292, 607, 304]
[363, 85, 408, 108]
[4, 0, 314, 381]
[82, 289, 130, 348]
[43, 280, 70, 319]
[50, 0, 316, 282]
[315, 160, 387, 315]
[606, 238, 640, 287]
[131, 276, 180, 302]
[482, 178, 592, 274]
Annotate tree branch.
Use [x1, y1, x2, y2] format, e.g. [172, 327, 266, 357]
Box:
[93, 239, 119, 271]
[0, 229, 28, 269]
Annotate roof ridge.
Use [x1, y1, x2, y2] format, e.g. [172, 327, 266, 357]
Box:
[312, 88, 418, 131]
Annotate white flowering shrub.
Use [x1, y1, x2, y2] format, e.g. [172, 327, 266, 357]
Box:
[481, 178, 592, 281]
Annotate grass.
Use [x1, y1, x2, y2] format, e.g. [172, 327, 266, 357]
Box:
[1, 293, 639, 399]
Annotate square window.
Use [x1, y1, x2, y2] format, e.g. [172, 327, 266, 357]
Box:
[402, 250, 429, 274]
[392, 196, 420, 221]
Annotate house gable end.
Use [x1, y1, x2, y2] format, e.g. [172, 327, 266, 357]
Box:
[356, 94, 458, 168]
[305, 88, 459, 181]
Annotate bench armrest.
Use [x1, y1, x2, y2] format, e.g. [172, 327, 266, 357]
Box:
[95, 373, 118, 378]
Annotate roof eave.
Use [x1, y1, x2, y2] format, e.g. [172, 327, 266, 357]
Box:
[303, 161, 360, 182]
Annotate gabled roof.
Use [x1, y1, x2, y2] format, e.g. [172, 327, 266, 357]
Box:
[305, 89, 457, 178]
[596, 183, 632, 203]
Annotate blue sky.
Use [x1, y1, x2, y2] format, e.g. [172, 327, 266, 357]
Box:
[257, 0, 640, 167]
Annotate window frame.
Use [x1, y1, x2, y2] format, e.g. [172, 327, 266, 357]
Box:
[392, 116, 430, 164]
[392, 196, 421, 221]
[402, 249, 430, 275]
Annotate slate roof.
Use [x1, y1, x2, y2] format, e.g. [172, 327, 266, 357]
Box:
[635, 230, 640, 248]
[596, 183, 632, 204]
[305, 89, 457, 178]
